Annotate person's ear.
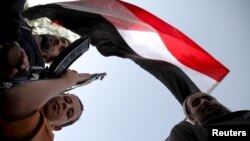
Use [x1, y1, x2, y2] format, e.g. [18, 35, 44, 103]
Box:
[51, 125, 62, 131]
[187, 114, 198, 125]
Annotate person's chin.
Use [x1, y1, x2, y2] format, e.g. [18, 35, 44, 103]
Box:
[44, 58, 53, 64]
[205, 108, 226, 121]
[42, 100, 56, 117]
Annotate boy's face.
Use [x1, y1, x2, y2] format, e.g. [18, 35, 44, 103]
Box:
[39, 34, 70, 63]
[42, 95, 82, 128]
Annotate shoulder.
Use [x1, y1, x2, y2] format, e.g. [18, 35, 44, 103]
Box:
[167, 120, 207, 141]
[171, 120, 201, 132]
[205, 110, 250, 126]
[0, 110, 41, 139]
[0, 110, 53, 140]
[31, 111, 54, 141]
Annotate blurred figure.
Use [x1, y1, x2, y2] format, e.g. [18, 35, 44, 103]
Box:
[0, 70, 85, 140]
[0, 0, 71, 81]
[172, 92, 250, 141]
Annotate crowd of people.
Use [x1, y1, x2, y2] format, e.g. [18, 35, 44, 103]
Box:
[0, 0, 102, 140]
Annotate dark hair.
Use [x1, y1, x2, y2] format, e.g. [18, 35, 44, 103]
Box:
[60, 94, 84, 127]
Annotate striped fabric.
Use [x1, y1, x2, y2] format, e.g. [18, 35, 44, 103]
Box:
[23, 0, 229, 103]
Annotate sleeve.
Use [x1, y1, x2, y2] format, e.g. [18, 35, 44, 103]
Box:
[0, 110, 53, 141]
[167, 120, 194, 141]
[0, 0, 26, 43]
[167, 120, 207, 141]
[0, 110, 41, 140]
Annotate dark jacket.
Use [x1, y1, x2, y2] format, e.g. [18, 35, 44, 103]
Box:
[167, 111, 250, 141]
[167, 120, 207, 141]
[0, 0, 44, 67]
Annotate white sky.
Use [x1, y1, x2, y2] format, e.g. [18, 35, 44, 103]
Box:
[27, 0, 250, 141]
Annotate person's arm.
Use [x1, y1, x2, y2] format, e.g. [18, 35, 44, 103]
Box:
[77, 73, 91, 82]
[0, 0, 30, 80]
[0, 42, 29, 80]
[128, 55, 201, 104]
[0, 70, 78, 120]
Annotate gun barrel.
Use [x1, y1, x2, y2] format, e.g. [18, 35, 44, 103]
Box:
[77, 73, 91, 83]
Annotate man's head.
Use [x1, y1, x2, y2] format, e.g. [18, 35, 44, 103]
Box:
[42, 94, 84, 131]
[34, 34, 70, 63]
[183, 92, 230, 125]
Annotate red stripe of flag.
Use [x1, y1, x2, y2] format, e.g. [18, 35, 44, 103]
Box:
[118, 1, 229, 82]
[22, 0, 229, 95]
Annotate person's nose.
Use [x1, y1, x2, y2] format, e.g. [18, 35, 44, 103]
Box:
[62, 102, 73, 110]
[58, 44, 66, 53]
[200, 98, 210, 105]
[62, 102, 67, 110]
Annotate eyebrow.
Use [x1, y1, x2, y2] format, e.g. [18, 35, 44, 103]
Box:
[67, 108, 74, 119]
[201, 95, 214, 99]
[64, 96, 73, 103]
[69, 96, 80, 120]
[190, 95, 214, 105]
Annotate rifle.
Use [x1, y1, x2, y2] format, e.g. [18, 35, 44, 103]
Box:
[0, 35, 106, 91]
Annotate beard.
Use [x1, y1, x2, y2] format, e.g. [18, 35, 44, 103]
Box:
[199, 104, 230, 124]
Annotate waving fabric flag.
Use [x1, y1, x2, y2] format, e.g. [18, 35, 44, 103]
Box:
[23, 0, 229, 104]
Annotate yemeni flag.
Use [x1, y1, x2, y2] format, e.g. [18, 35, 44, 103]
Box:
[23, 0, 229, 104]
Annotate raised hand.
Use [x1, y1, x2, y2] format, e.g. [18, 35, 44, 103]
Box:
[0, 41, 29, 80]
[61, 70, 79, 88]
